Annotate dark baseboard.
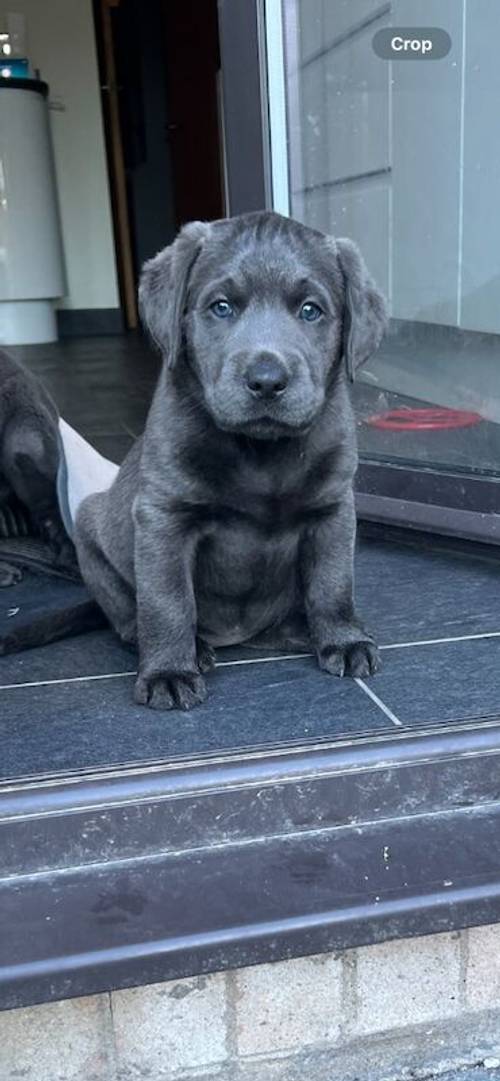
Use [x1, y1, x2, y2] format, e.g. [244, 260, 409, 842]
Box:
[56, 308, 124, 337]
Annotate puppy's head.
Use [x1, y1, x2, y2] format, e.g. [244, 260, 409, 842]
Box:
[140, 212, 386, 439]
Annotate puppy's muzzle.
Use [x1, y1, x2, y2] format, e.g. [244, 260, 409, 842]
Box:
[245, 353, 288, 401]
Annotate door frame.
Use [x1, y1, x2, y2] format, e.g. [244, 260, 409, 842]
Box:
[93, 0, 138, 330]
[217, 0, 270, 215]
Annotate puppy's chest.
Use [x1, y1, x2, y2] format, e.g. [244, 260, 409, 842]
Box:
[215, 463, 321, 528]
[192, 472, 329, 644]
[198, 514, 297, 593]
[191, 454, 336, 596]
[196, 470, 328, 586]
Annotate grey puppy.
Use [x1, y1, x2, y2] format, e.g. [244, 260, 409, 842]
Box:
[75, 211, 387, 711]
[0, 348, 74, 585]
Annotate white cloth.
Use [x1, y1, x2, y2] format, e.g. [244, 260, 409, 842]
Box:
[57, 418, 119, 538]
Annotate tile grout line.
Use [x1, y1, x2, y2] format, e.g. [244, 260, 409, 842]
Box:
[0, 656, 309, 692]
[1, 629, 500, 692]
[380, 629, 500, 650]
[354, 677, 403, 727]
[0, 669, 138, 691]
[217, 653, 310, 666]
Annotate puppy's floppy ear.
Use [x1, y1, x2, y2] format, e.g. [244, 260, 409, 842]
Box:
[335, 238, 387, 382]
[139, 220, 212, 368]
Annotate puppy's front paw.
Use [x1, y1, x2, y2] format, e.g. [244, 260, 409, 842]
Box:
[134, 671, 208, 711]
[318, 640, 380, 679]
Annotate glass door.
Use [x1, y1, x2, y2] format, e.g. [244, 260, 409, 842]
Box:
[264, 0, 500, 541]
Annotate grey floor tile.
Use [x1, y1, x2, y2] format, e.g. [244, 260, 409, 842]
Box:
[0, 656, 387, 780]
[368, 636, 500, 727]
[356, 537, 500, 644]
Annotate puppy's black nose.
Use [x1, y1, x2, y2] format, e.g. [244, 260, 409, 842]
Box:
[245, 354, 288, 399]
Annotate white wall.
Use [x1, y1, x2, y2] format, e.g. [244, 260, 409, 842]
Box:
[0, 0, 120, 311]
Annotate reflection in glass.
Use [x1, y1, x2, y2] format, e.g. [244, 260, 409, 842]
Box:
[281, 0, 500, 475]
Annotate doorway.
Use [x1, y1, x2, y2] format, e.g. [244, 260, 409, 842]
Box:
[94, 0, 226, 329]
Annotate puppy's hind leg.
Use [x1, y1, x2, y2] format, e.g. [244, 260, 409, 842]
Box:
[79, 546, 137, 648]
[75, 499, 138, 648]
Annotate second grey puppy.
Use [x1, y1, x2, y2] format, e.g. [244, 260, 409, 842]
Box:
[0, 349, 75, 585]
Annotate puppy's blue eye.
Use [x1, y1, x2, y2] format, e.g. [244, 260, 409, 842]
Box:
[299, 302, 322, 322]
[210, 300, 233, 318]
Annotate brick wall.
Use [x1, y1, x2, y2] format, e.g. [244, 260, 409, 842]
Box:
[3, 924, 500, 1081]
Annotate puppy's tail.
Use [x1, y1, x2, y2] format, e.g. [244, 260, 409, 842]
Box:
[0, 600, 108, 655]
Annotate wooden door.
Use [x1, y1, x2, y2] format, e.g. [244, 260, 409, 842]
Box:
[162, 0, 225, 228]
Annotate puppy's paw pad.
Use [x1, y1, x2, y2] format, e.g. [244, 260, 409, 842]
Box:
[196, 639, 216, 673]
[319, 641, 380, 679]
[134, 672, 208, 711]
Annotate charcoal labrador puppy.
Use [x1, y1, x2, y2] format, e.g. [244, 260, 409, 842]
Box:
[75, 211, 387, 710]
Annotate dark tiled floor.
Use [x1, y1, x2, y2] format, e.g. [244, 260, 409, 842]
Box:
[1, 335, 500, 781]
[356, 537, 500, 643]
[367, 637, 500, 726]
[9, 333, 160, 463]
[0, 647, 386, 780]
[1, 531, 500, 780]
